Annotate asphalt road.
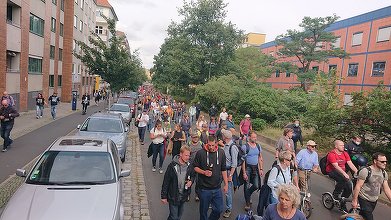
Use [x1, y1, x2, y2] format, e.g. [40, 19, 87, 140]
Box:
[141, 130, 391, 220]
[0, 104, 104, 183]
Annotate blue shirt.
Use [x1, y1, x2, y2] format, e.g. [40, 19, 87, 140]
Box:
[242, 143, 262, 166]
[296, 148, 319, 170]
[263, 204, 306, 220]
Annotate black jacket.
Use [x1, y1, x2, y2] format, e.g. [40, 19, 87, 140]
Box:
[161, 157, 195, 205]
[286, 124, 303, 144]
[0, 106, 19, 125]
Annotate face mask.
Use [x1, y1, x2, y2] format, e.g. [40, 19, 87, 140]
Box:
[354, 141, 361, 145]
[295, 123, 299, 127]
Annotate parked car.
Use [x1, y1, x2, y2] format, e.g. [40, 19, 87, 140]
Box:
[108, 104, 131, 125]
[76, 113, 128, 162]
[0, 136, 130, 220]
[117, 96, 136, 118]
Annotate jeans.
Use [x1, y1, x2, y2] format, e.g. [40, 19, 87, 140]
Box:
[36, 105, 44, 117]
[244, 165, 260, 204]
[1, 123, 13, 150]
[138, 126, 146, 142]
[168, 202, 185, 220]
[358, 197, 377, 220]
[199, 188, 224, 220]
[50, 105, 57, 119]
[225, 169, 234, 211]
[82, 103, 88, 112]
[190, 115, 196, 124]
[328, 170, 352, 199]
[152, 142, 164, 168]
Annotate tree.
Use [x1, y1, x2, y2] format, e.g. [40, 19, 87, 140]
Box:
[229, 47, 276, 81]
[152, 0, 243, 96]
[275, 15, 349, 91]
[74, 17, 146, 92]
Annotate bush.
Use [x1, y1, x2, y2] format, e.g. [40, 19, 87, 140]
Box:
[252, 118, 267, 131]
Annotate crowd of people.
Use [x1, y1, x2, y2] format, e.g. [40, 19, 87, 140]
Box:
[134, 86, 391, 220]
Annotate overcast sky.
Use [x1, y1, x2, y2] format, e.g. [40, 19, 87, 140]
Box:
[109, 0, 391, 68]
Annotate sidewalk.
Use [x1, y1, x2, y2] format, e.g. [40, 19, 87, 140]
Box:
[0, 102, 78, 146]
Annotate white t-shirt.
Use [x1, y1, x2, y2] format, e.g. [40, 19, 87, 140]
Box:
[150, 128, 166, 144]
[138, 114, 149, 127]
[220, 112, 228, 121]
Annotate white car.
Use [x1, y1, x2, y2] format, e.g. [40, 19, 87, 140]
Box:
[108, 104, 131, 125]
[0, 136, 130, 220]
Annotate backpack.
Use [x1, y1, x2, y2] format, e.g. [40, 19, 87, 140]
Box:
[357, 166, 386, 183]
[319, 153, 329, 175]
[257, 165, 284, 216]
[230, 143, 261, 167]
[235, 210, 257, 220]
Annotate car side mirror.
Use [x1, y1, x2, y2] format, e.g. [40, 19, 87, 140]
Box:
[77, 125, 81, 129]
[119, 170, 130, 178]
[16, 169, 27, 177]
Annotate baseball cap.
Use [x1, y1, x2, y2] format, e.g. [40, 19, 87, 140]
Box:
[306, 140, 317, 146]
[245, 114, 250, 118]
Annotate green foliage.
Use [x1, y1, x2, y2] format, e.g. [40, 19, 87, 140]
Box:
[251, 118, 267, 131]
[74, 16, 146, 92]
[152, 0, 243, 96]
[275, 15, 349, 90]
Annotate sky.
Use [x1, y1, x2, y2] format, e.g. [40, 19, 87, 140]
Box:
[109, 0, 391, 68]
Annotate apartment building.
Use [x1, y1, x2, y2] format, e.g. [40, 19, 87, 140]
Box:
[242, 33, 266, 47]
[1, 0, 96, 111]
[95, 0, 118, 45]
[261, 6, 391, 103]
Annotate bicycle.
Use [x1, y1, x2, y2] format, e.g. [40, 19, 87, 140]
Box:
[321, 178, 360, 214]
[299, 169, 312, 218]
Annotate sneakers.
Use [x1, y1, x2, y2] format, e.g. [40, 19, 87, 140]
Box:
[36, 116, 39, 119]
[159, 168, 163, 174]
[2, 149, 7, 152]
[223, 210, 231, 218]
[195, 196, 200, 202]
[244, 202, 251, 211]
[152, 167, 156, 172]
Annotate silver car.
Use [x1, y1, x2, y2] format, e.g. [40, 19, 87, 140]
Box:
[108, 104, 131, 125]
[76, 113, 128, 162]
[0, 136, 130, 220]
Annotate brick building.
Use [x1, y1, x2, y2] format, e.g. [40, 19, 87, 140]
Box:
[261, 6, 391, 104]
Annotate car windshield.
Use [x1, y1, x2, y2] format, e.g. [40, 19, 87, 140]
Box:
[117, 98, 134, 105]
[26, 151, 116, 185]
[110, 105, 130, 112]
[80, 118, 123, 133]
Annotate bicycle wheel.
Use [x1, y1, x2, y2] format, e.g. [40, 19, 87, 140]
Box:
[322, 193, 334, 210]
[301, 200, 312, 218]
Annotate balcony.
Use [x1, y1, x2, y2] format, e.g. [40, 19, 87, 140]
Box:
[6, 23, 21, 52]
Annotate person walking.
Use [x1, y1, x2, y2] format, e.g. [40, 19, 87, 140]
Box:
[150, 121, 167, 174]
[137, 109, 149, 145]
[81, 93, 90, 114]
[170, 123, 186, 159]
[161, 146, 195, 220]
[193, 135, 228, 220]
[35, 93, 45, 119]
[226, 114, 235, 130]
[209, 104, 218, 118]
[275, 128, 297, 171]
[222, 129, 239, 218]
[188, 132, 203, 201]
[352, 152, 391, 220]
[189, 103, 197, 125]
[239, 114, 252, 144]
[295, 140, 319, 192]
[0, 100, 19, 152]
[195, 102, 201, 121]
[208, 117, 219, 136]
[180, 114, 191, 142]
[241, 131, 264, 211]
[197, 123, 209, 145]
[286, 120, 303, 152]
[218, 108, 228, 127]
[196, 115, 207, 131]
[1, 91, 15, 107]
[48, 92, 60, 120]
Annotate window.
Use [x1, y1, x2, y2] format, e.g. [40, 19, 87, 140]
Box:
[329, 65, 337, 73]
[95, 26, 103, 34]
[30, 14, 44, 36]
[96, 10, 101, 17]
[78, 64, 81, 74]
[51, 17, 56, 32]
[343, 94, 353, 106]
[372, 62, 385, 77]
[275, 70, 280, 78]
[79, 20, 83, 32]
[312, 66, 319, 72]
[352, 32, 363, 46]
[7, 6, 12, 22]
[332, 37, 341, 48]
[286, 71, 291, 78]
[72, 63, 75, 74]
[377, 27, 391, 42]
[60, 0, 64, 11]
[58, 75, 62, 87]
[73, 40, 77, 52]
[49, 75, 54, 87]
[81, 0, 84, 9]
[74, 15, 77, 28]
[52, 0, 57, 5]
[50, 45, 55, 59]
[59, 48, 63, 61]
[28, 57, 43, 74]
[347, 63, 359, 77]
[82, 76, 85, 85]
[59, 23, 64, 36]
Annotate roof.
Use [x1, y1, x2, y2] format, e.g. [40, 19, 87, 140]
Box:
[96, 0, 111, 7]
[260, 5, 391, 49]
[49, 136, 109, 152]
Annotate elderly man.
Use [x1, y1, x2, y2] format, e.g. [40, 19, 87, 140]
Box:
[0, 100, 19, 152]
[296, 140, 319, 192]
[1, 91, 15, 107]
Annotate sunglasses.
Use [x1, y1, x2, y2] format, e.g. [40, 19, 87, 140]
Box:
[2, 105, 8, 107]
[309, 145, 317, 148]
[285, 159, 292, 162]
[378, 160, 388, 164]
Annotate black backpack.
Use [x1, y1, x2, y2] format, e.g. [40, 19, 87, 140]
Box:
[319, 153, 329, 175]
[257, 165, 284, 216]
[358, 166, 386, 183]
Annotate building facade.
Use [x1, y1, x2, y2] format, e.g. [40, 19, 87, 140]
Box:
[95, 0, 118, 45]
[261, 6, 391, 104]
[1, 0, 96, 111]
[242, 33, 266, 47]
